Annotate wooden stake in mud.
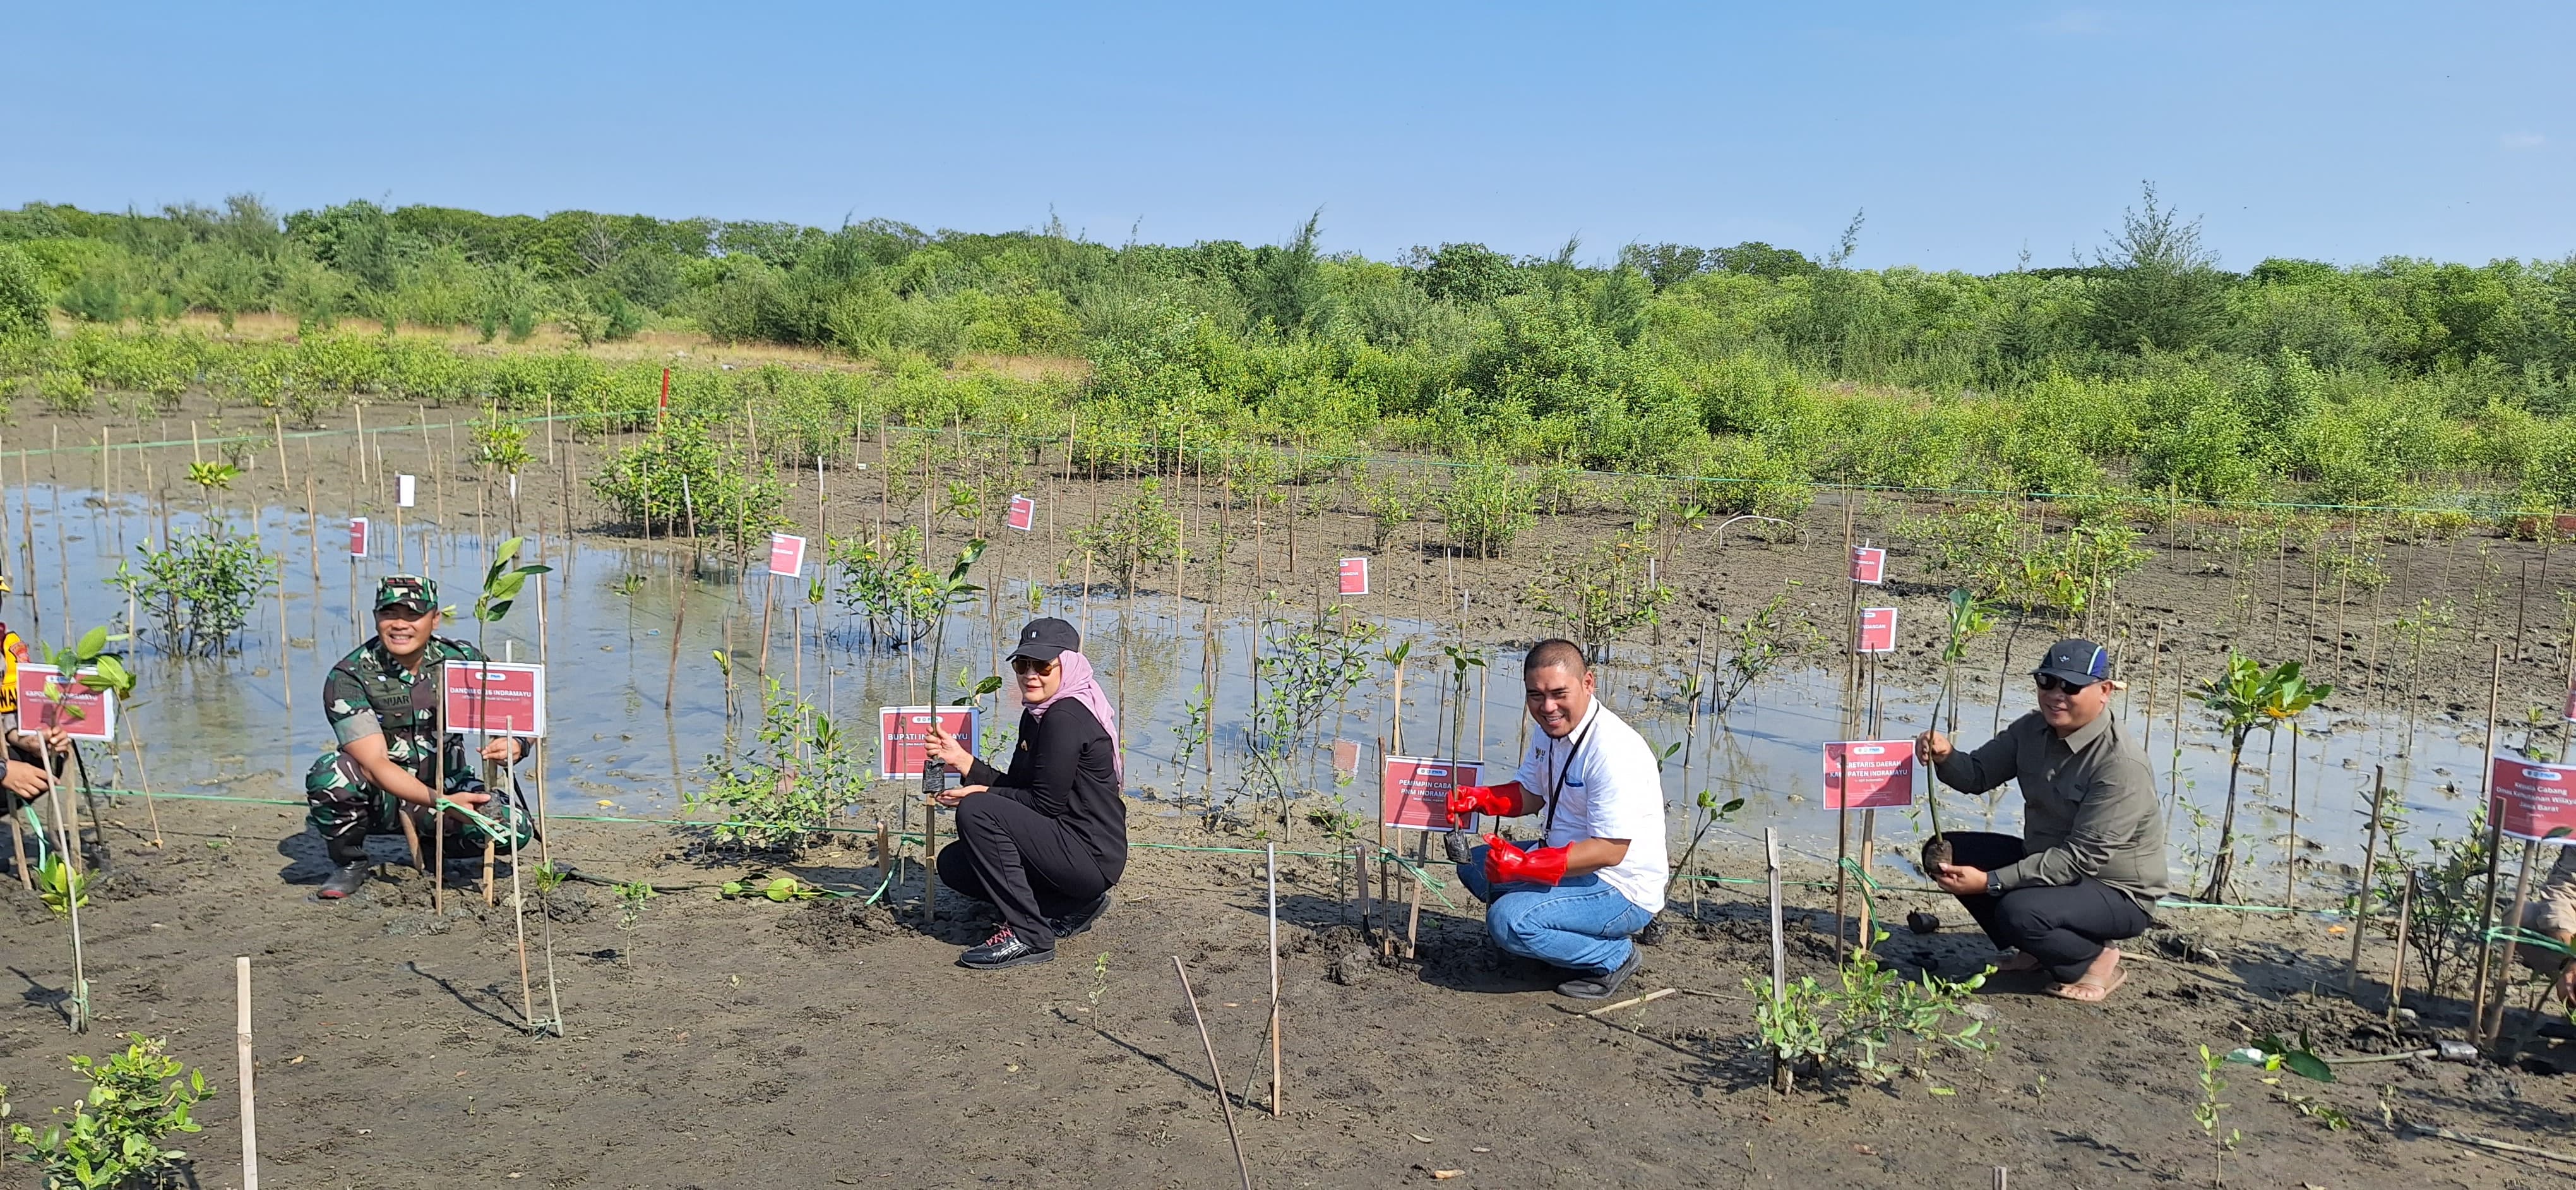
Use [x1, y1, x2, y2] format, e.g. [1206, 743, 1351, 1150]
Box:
[1267, 841, 1283, 1119]
[43, 737, 90, 1033]
[2466, 642, 2507, 1037]
[2485, 838, 2543, 1049]
[2283, 723, 2301, 908]
[2347, 764, 2390, 995]
[2386, 870, 2416, 1026]
[1171, 956, 1256, 1190]
[1766, 827, 1788, 1094]
[922, 796, 939, 925]
[10, 807, 29, 891]
[236, 956, 260, 1190]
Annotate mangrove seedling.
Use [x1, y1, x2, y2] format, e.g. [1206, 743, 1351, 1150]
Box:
[36, 854, 88, 915]
[473, 536, 553, 625]
[2197, 654, 2331, 904]
[2193, 1044, 2238, 1186]
[6, 1033, 206, 1190]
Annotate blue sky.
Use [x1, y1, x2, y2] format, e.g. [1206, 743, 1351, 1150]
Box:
[8, 2, 2568, 272]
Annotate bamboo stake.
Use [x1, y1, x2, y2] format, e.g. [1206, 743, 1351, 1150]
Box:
[2485, 839, 2541, 1048]
[1172, 957, 1256, 1190]
[2386, 870, 2415, 1026]
[2347, 764, 2389, 995]
[11, 806, 29, 891]
[45, 736, 88, 1033]
[1267, 841, 1282, 1119]
[2467, 643, 2507, 1035]
[236, 956, 259, 1190]
[1766, 827, 1787, 1093]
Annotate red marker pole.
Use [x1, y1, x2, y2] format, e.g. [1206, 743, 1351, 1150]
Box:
[658, 367, 672, 426]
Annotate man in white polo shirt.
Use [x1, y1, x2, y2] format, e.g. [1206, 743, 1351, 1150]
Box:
[1442, 639, 1667, 999]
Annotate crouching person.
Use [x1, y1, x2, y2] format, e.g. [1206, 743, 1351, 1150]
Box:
[1915, 639, 2168, 1002]
[1442, 639, 1666, 1000]
[308, 576, 534, 899]
[924, 618, 1126, 970]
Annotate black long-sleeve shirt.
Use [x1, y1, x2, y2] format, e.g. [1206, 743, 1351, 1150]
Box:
[965, 699, 1127, 875]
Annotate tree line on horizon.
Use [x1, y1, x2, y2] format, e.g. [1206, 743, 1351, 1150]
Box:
[1, 188, 2571, 511]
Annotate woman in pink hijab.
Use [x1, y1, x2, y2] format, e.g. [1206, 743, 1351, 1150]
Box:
[922, 617, 1127, 970]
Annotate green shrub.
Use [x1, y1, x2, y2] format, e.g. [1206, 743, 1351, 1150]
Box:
[690, 678, 868, 854]
[0, 245, 47, 337]
[8, 1033, 207, 1189]
[109, 533, 280, 657]
[1440, 459, 1535, 558]
[588, 414, 789, 551]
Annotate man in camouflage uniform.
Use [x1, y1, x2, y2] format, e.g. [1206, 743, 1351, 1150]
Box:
[308, 575, 534, 899]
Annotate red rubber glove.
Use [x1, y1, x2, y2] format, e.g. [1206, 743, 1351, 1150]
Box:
[1482, 836, 1569, 887]
[1445, 781, 1524, 826]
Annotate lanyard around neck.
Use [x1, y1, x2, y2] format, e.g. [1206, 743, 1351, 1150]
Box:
[1541, 711, 1597, 834]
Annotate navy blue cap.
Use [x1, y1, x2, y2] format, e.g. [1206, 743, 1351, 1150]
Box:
[2032, 639, 2112, 687]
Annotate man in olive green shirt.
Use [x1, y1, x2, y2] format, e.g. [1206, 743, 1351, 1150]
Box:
[1916, 639, 2168, 1002]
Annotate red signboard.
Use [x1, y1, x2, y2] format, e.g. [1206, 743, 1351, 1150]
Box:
[1823, 740, 1916, 810]
[1381, 755, 1481, 831]
[2492, 755, 2576, 843]
[16, 664, 116, 742]
[768, 532, 808, 579]
[1850, 546, 1887, 585]
[880, 706, 980, 781]
[1332, 739, 1360, 776]
[349, 517, 370, 558]
[440, 661, 546, 736]
[1339, 557, 1369, 596]
[1857, 607, 1898, 653]
[1006, 495, 1036, 532]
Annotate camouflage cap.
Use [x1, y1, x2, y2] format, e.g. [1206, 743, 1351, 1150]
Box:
[373, 574, 439, 614]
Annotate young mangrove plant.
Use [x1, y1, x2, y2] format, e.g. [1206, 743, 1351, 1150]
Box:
[110, 534, 280, 657]
[1748, 949, 1993, 1095]
[7, 1033, 206, 1190]
[691, 678, 870, 855]
[2197, 654, 2330, 904]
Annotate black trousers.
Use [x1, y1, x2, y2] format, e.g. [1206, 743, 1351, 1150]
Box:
[934, 794, 1115, 949]
[1941, 831, 2152, 985]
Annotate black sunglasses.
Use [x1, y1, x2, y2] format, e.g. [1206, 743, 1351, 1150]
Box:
[2034, 673, 2096, 693]
[1010, 657, 1059, 675]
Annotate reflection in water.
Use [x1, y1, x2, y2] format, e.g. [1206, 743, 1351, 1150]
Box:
[11, 482, 2503, 894]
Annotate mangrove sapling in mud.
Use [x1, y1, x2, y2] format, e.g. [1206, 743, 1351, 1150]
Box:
[7, 1033, 207, 1190]
[1440, 457, 1537, 559]
[35, 854, 88, 915]
[1710, 591, 1825, 717]
[2193, 1044, 2239, 1187]
[1666, 789, 1748, 911]
[2195, 655, 2330, 905]
[1070, 478, 1180, 598]
[1358, 469, 1428, 553]
[470, 406, 534, 472]
[831, 526, 945, 648]
[690, 678, 869, 855]
[1747, 948, 1994, 1095]
[1520, 531, 1672, 661]
[110, 534, 280, 657]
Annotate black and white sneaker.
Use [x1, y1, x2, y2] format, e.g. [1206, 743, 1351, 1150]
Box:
[317, 860, 374, 900]
[1047, 893, 1111, 940]
[958, 926, 1056, 970]
[1555, 945, 1643, 1000]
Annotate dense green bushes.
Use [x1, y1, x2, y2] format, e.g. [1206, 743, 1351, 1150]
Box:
[2, 192, 2574, 515]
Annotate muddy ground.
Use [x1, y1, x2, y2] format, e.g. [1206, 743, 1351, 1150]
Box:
[6, 796, 2575, 1190]
[3, 379, 2574, 1187]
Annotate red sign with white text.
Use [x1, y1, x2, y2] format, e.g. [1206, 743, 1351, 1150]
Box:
[2492, 755, 2576, 843]
[440, 661, 547, 736]
[768, 532, 808, 579]
[349, 517, 370, 558]
[16, 664, 116, 742]
[1823, 740, 1916, 810]
[1382, 756, 1481, 831]
[1339, 557, 1369, 596]
[1006, 495, 1036, 532]
[1857, 607, 1898, 653]
[880, 706, 979, 781]
[1851, 546, 1887, 585]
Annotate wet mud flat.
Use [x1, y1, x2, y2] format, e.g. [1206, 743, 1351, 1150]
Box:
[6, 796, 2574, 1190]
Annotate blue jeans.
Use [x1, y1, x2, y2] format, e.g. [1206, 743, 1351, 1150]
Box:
[1455, 844, 1653, 976]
